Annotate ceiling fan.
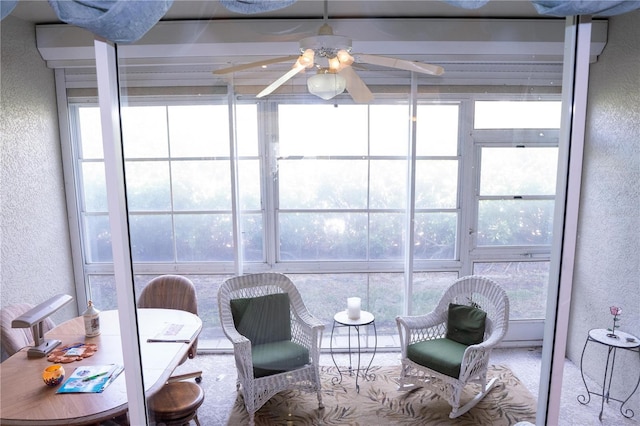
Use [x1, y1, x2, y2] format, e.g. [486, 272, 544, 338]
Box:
[213, 6, 444, 103]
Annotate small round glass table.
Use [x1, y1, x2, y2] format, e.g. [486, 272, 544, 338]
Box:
[577, 328, 640, 421]
[329, 310, 377, 393]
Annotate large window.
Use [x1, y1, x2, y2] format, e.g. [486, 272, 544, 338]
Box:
[276, 103, 460, 262]
[469, 100, 560, 324]
[68, 95, 560, 346]
[76, 103, 262, 264]
[477, 146, 557, 246]
[414, 104, 460, 260]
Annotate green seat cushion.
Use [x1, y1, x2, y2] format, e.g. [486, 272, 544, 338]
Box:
[445, 303, 487, 346]
[230, 293, 291, 345]
[407, 338, 467, 378]
[252, 340, 310, 378]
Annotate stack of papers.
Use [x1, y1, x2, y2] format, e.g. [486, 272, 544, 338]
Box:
[57, 364, 124, 393]
[147, 322, 191, 343]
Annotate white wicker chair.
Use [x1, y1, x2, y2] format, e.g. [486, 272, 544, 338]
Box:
[396, 275, 509, 418]
[218, 273, 325, 425]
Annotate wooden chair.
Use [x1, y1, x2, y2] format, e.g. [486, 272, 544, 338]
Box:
[138, 275, 204, 425]
[218, 273, 325, 425]
[1, 303, 56, 358]
[146, 381, 204, 426]
[396, 275, 509, 418]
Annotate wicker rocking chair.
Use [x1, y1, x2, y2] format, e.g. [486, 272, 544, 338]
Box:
[396, 275, 509, 418]
[218, 273, 325, 425]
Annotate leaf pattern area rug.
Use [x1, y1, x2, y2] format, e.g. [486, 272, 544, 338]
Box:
[228, 364, 537, 425]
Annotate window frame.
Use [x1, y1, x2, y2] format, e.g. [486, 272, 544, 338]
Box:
[61, 90, 562, 334]
[469, 128, 560, 260]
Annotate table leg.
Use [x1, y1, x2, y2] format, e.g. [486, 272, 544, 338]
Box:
[348, 326, 354, 375]
[355, 325, 361, 393]
[606, 347, 618, 404]
[599, 346, 614, 421]
[361, 320, 377, 382]
[577, 336, 592, 405]
[330, 320, 343, 385]
[619, 349, 640, 419]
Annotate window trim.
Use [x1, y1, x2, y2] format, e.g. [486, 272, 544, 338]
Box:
[60, 89, 561, 326]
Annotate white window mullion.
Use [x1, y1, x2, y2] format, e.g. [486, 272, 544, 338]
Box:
[261, 101, 278, 267]
[165, 106, 179, 265]
[459, 99, 476, 277]
[227, 87, 242, 275]
[403, 73, 418, 315]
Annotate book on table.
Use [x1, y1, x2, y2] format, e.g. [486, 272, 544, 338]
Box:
[57, 363, 124, 393]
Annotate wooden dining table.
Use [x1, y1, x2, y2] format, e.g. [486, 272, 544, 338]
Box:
[0, 308, 202, 425]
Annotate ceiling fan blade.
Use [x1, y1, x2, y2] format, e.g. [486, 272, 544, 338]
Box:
[213, 55, 299, 74]
[354, 54, 444, 76]
[256, 64, 307, 98]
[339, 66, 374, 104]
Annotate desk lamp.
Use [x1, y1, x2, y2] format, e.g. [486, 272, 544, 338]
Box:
[11, 294, 73, 357]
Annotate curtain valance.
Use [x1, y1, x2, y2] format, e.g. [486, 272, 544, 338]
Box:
[2, 0, 639, 43]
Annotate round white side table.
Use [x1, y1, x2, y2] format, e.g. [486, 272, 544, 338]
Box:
[577, 328, 640, 420]
[329, 310, 377, 392]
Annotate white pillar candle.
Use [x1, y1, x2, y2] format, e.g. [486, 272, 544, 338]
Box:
[347, 297, 361, 320]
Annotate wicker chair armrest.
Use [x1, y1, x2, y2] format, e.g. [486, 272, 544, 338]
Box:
[459, 327, 506, 381]
[462, 342, 487, 359]
[305, 321, 325, 343]
[396, 311, 443, 330]
[291, 318, 324, 338]
[290, 305, 325, 350]
[294, 310, 326, 330]
[396, 312, 446, 356]
[476, 328, 505, 349]
[291, 314, 325, 354]
[398, 312, 445, 340]
[227, 334, 254, 379]
[224, 325, 251, 345]
[308, 322, 324, 352]
[459, 344, 487, 379]
[462, 328, 503, 358]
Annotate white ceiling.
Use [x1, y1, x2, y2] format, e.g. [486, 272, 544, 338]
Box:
[11, 0, 545, 24]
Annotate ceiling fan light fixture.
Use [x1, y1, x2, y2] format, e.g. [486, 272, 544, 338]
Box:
[296, 49, 315, 68]
[307, 71, 346, 100]
[328, 56, 341, 71]
[337, 49, 354, 66]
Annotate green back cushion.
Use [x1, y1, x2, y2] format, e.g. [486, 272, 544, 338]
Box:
[230, 293, 291, 345]
[407, 338, 467, 378]
[445, 303, 487, 346]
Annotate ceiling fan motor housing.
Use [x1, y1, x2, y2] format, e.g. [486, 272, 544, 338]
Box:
[299, 34, 352, 58]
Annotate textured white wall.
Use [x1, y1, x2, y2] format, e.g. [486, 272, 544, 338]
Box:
[0, 16, 77, 333]
[567, 11, 640, 412]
